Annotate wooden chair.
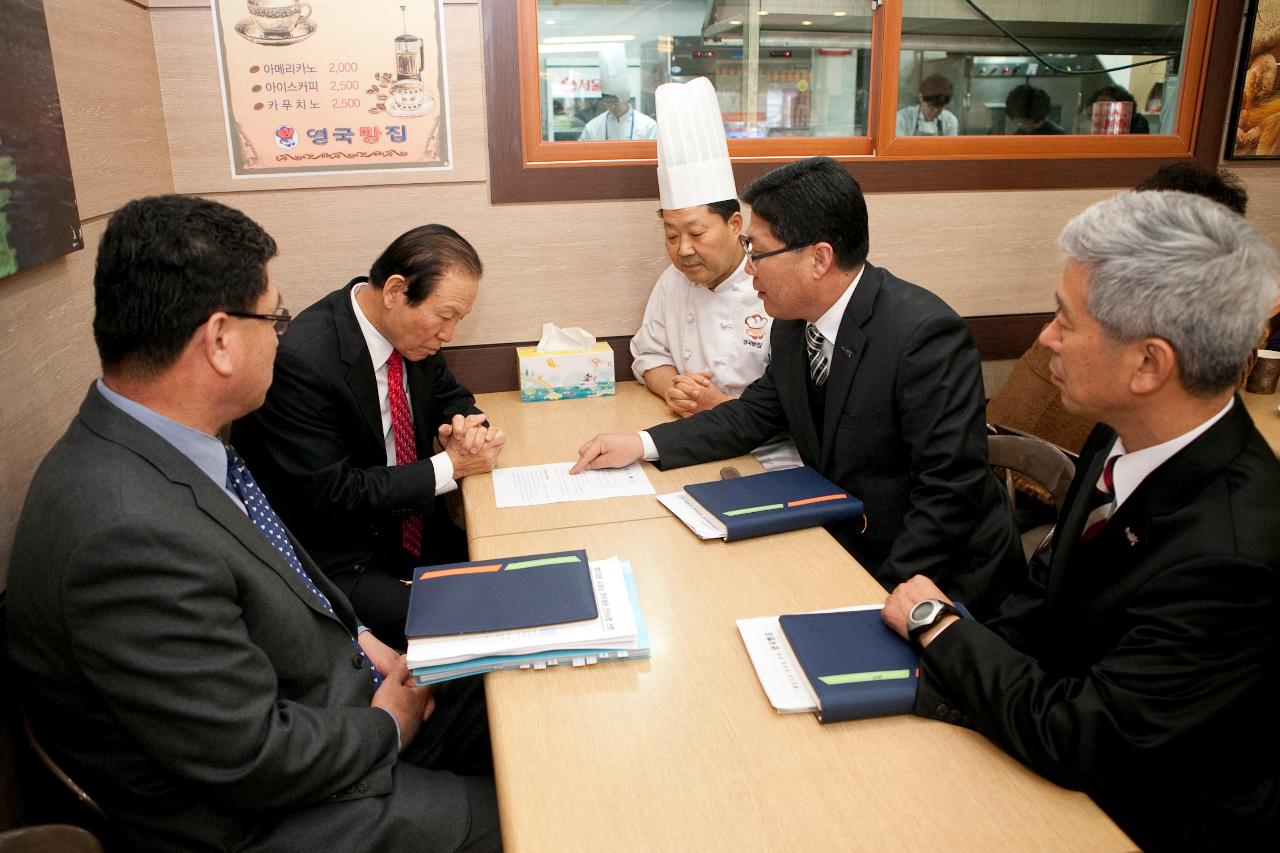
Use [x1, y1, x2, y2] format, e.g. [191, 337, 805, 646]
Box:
[987, 431, 1077, 561]
[0, 824, 102, 853]
[20, 712, 105, 824]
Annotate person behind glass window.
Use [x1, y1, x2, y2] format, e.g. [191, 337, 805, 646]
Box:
[895, 73, 959, 136]
[1005, 84, 1066, 135]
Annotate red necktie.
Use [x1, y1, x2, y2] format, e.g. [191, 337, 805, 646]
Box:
[1080, 455, 1119, 545]
[386, 351, 423, 557]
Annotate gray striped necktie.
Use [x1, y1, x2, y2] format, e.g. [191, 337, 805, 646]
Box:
[805, 323, 830, 386]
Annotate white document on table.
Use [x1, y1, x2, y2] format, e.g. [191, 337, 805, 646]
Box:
[736, 605, 883, 714]
[492, 461, 655, 508]
[656, 492, 725, 539]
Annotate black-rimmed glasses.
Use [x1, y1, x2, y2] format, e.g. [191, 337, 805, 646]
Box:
[227, 307, 292, 335]
[738, 235, 812, 263]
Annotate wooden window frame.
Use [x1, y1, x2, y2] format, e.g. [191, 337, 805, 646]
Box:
[485, 0, 1245, 203]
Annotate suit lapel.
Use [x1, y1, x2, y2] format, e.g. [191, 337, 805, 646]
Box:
[80, 387, 347, 627]
[334, 283, 386, 449]
[1047, 401, 1255, 597]
[404, 357, 435, 459]
[774, 320, 821, 461]
[818, 265, 878, 471]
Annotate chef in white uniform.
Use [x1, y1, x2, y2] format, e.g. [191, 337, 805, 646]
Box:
[578, 47, 656, 141]
[630, 77, 800, 468]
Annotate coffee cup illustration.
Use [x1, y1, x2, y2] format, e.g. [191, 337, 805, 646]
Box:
[248, 0, 311, 38]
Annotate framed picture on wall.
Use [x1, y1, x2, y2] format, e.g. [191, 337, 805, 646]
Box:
[0, 0, 84, 280]
[1228, 0, 1280, 159]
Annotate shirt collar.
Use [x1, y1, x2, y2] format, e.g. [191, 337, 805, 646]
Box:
[350, 281, 396, 371]
[1107, 397, 1235, 508]
[95, 378, 229, 491]
[811, 265, 865, 343]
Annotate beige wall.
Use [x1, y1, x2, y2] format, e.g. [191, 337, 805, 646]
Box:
[4, 0, 1280, 583]
[0, 0, 174, 582]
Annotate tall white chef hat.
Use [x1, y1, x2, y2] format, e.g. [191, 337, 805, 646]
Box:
[655, 77, 736, 211]
[597, 44, 631, 102]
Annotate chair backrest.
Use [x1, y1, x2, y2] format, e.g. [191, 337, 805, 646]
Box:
[987, 433, 1077, 511]
[20, 712, 105, 824]
[0, 824, 103, 853]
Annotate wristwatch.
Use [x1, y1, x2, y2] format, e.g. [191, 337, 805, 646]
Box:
[906, 599, 961, 643]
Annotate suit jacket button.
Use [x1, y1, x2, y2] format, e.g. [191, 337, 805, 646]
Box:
[352, 653, 365, 669]
[947, 709, 963, 723]
[356, 781, 368, 793]
[935, 703, 949, 718]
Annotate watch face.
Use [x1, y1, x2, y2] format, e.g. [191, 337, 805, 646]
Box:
[910, 600, 937, 623]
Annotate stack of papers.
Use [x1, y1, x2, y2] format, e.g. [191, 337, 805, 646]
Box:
[407, 556, 650, 685]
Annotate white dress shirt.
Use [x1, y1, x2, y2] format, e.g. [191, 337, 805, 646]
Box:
[1100, 398, 1235, 510]
[349, 283, 456, 495]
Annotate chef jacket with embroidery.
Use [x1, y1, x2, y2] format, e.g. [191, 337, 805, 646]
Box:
[630, 257, 771, 395]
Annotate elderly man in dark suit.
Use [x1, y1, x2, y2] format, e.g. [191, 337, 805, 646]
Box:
[232, 225, 504, 647]
[6, 196, 499, 852]
[573, 156, 1022, 616]
[884, 190, 1280, 851]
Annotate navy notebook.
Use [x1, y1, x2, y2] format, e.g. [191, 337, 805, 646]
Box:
[778, 608, 920, 723]
[405, 549, 597, 639]
[682, 466, 864, 542]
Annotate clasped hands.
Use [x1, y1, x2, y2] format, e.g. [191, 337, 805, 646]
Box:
[663, 370, 731, 418]
[437, 413, 505, 478]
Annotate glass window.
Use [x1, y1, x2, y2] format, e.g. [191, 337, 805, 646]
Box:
[535, 1, 873, 142]
[897, 0, 1189, 137]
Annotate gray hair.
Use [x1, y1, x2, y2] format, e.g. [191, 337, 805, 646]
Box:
[1058, 190, 1279, 396]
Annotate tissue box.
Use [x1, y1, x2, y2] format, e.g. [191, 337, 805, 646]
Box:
[517, 343, 615, 402]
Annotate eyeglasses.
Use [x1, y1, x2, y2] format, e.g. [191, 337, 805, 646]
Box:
[226, 307, 292, 335]
[921, 95, 951, 107]
[738, 235, 812, 263]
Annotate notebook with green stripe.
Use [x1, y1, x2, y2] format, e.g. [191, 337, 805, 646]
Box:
[680, 466, 864, 541]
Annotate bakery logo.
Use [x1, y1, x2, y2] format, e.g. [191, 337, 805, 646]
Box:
[743, 313, 767, 348]
[274, 125, 298, 150]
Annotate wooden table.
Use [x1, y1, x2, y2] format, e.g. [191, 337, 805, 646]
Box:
[465, 382, 764, 542]
[475, 522, 1132, 851]
[1242, 390, 1280, 456]
[462, 389, 1132, 851]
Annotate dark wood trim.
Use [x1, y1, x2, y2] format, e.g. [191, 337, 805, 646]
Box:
[484, 0, 1241, 203]
[443, 316, 1049, 394]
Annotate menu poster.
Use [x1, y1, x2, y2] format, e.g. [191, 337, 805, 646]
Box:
[211, 0, 452, 177]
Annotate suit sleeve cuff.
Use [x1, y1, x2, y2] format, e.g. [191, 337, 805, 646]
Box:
[638, 431, 659, 462]
[431, 451, 457, 496]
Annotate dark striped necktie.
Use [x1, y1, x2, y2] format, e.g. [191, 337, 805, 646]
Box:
[805, 323, 830, 386]
[225, 445, 381, 686]
[1080, 455, 1120, 545]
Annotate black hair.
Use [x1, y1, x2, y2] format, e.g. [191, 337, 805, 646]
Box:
[368, 224, 483, 305]
[1135, 163, 1248, 216]
[741, 156, 868, 270]
[93, 195, 277, 375]
[1005, 85, 1051, 122]
[705, 199, 742, 221]
[656, 199, 742, 222]
[1086, 85, 1137, 107]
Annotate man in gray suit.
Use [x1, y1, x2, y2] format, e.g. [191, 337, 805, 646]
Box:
[5, 195, 500, 852]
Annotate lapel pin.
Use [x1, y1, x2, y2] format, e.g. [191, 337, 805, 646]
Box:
[1124, 527, 1139, 547]
[840, 345, 854, 358]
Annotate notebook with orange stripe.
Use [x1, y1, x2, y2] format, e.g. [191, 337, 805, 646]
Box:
[680, 467, 864, 542]
[405, 549, 597, 638]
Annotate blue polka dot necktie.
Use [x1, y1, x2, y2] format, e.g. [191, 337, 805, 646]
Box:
[225, 445, 381, 686]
